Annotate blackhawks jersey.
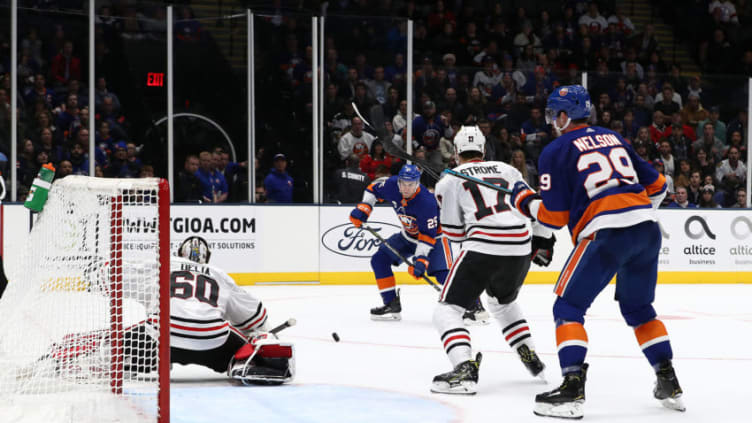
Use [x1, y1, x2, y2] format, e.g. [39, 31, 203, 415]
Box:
[533, 125, 667, 242]
[362, 175, 441, 257]
[169, 256, 267, 350]
[435, 160, 534, 256]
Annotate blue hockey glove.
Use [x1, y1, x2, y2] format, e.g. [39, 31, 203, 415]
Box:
[408, 256, 429, 279]
[349, 203, 372, 228]
[511, 180, 541, 219]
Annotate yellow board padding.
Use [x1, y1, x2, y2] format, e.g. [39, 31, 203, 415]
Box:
[229, 271, 752, 286]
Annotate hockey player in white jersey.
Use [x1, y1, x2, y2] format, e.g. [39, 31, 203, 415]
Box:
[430, 126, 555, 394]
[121, 236, 294, 385]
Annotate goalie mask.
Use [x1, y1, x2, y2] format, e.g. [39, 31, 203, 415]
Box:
[454, 125, 486, 156]
[177, 236, 211, 264]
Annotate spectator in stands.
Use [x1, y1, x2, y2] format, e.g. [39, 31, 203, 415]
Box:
[697, 106, 727, 145]
[658, 140, 676, 177]
[365, 66, 391, 105]
[632, 94, 652, 127]
[18, 139, 36, 188]
[49, 40, 81, 87]
[338, 116, 376, 161]
[608, 5, 635, 36]
[730, 188, 747, 208]
[264, 153, 293, 203]
[521, 106, 549, 161]
[716, 146, 747, 202]
[140, 165, 154, 178]
[68, 142, 89, 175]
[668, 122, 693, 161]
[669, 111, 697, 141]
[98, 95, 128, 141]
[633, 139, 651, 162]
[698, 184, 721, 208]
[687, 170, 703, 204]
[703, 29, 733, 73]
[726, 109, 746, 143]
[579, 2, 609, 34]
[622, 109, 639, 140]
[96, 120, 115, 152]
[175, 7, 202, 42]
[104, 141, 137, 178]
[126, 142, 143, 175]
[666, 186, 697, 208]
[693, 123, 724, 163]
[649, 111, 670, 145]
[653, 84, 681, 116]
[412, 100, 446, 159]
[94, 77, 121, 113]
[674, 159, 692, 188]
[475, 118, 500, 162]
[54, 93, 80, 136]
[510, 149, 537, 188]
[176, 154, 202, 203]
[330, 154, 369, 204]
[472, 55, 501, 99]
[195, 151, 228, 203]
[681, 93, 709, 129]
[725, 129, 746, 158]
[653, 159, 675, 197]
[360, 140, 392, 181]
[38, 127, 64, 165]
[24, 74, 53, 110]
[57, 160, 73, 179]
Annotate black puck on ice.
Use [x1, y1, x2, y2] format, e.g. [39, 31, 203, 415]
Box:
[332, 332, 340, 342]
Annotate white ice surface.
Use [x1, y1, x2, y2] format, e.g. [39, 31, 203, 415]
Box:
[171, 284, 752, 423]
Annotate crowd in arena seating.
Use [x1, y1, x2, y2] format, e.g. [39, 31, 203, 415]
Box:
[0, 0, 750, 207]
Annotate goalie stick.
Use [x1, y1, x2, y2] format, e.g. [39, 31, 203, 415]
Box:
[351, 102, 513, 194]
[269, 318, 296, 335]
[361, 224, 441, 292]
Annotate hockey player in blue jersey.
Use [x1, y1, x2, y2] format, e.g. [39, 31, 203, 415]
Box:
[349, 164, 453, 321]
[510, 85, 685, 419]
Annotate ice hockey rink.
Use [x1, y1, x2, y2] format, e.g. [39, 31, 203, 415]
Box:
[170, 283, 751, 423]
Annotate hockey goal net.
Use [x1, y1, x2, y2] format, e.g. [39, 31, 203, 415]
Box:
[0, 176, 170, 423]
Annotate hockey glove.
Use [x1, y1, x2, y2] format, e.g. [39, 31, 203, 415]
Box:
[408, 256, 429, 279]
[510, 180, 541, 219]
[349, 203, 372, 228]
[531, 234, 556, 267]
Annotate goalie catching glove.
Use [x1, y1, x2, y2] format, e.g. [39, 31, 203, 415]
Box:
[228, 332, 295, 385]
[349, 203, 372, 228]
[531, 234, 556, 267]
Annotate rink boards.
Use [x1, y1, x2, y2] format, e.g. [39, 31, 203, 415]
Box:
[2, 204, 751, 285]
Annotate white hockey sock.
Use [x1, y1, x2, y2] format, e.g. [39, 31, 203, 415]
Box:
[487, 297, 535, 351]
[433, 302, 472, 367]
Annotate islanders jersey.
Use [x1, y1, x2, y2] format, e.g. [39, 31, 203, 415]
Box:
[169, 256, 267, 350]
[362, 175, 441, 257]
[533, 125, 666, 242]
[435, 160, 533, 256]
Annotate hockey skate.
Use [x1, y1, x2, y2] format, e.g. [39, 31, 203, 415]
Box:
[462, 299, 490, 326]
[517, 344, 546, 380]
[431, 352, 482, 395]
[654, 360, 686, 412]
[370, 291, 401, 321]
[533, 363, 588, 419]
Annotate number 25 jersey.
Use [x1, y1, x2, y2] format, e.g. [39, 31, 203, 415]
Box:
[534, 125, 667, 243]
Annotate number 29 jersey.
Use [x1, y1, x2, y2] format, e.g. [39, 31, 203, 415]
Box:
[435, 160, 532, 256]
[534, 125, 667, 243]
[169, 256, 267, 351]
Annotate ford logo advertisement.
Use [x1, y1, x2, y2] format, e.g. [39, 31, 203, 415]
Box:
[321, 222, 401, 258]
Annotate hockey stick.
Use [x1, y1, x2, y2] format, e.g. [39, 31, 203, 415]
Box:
[269, 318, 296, 335]
[362, 224, 441, 292]
[351, 102, 512, 194]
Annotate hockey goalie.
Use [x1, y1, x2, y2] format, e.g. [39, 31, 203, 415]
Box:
[29, 236, 295, 386]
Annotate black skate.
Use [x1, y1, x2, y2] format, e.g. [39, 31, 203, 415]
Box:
[430, 352, 482, 395]
[370, 291, 401, 321]
[533, 363, 588, 419]
[462, 299, 490, 326]
[654, 361, 686, 412]
[517, 344, 546, 380]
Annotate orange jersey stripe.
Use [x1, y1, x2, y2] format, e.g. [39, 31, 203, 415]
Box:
[571, 191, 651, 242]
[643, 173, 667, 196]
[418, 233, 436, 245]
[442, 238, 452, 267]
[634, 319, 668, 346]
[555, 238, 591, 296]
[556, 322, 588, 345]
[376, 276, 396, 291]
[538, 202, 570, 228]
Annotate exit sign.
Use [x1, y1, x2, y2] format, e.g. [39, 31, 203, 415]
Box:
[147, 72, 164, 87]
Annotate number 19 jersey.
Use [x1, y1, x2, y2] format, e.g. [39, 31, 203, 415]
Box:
[535, 125, 667, 243]
[435, 160, 532, 256]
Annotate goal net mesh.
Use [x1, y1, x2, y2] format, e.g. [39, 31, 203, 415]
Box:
[0, 176, 168, 423]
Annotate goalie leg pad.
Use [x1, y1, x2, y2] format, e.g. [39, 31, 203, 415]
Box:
[228, 338, 295, 385]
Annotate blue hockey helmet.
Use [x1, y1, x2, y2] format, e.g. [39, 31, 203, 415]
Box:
[398, 164, 421, 182]
[545, 85, 591, 125]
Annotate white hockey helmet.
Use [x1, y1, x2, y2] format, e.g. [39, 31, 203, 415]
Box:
[453, 125, 486, 156]
[177, 236, 211, 264]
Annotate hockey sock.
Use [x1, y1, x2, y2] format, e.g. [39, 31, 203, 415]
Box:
[488, 298, 535, 351]
[433, 302, 472, 366]
[634, 319, 673, 369]
[556, 321, 588, 375]
[376, 276, 397, 304]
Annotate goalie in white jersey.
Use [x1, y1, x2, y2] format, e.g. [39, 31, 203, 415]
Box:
[124, 236, 294, 385]
[430, 125, 555, 394]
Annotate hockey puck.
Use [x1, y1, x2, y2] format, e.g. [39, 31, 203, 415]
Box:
[332, 332, 340, 342]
